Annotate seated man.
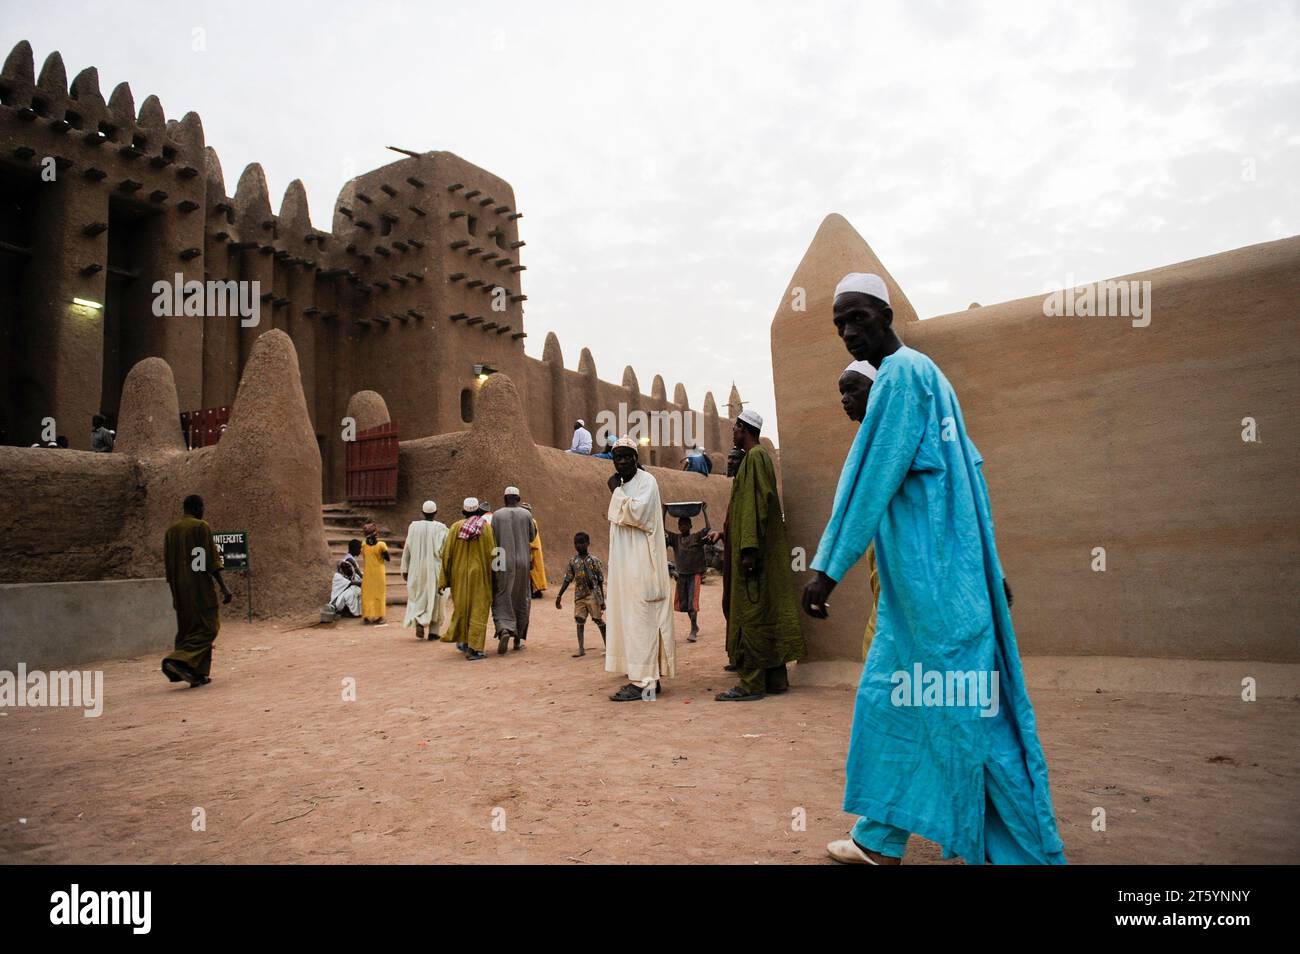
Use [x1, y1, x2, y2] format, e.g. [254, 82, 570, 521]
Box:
[565, 419, 593, 455]
[329, 539, 363, 617]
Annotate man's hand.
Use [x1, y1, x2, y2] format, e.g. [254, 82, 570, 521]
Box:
[607, 472, 621, 492]
[801, 571, 837, 619]
[554, 595, 562, 610]
[740, 550, 758, 577]
[1002, 578, 1014, 608]
[705, 530, 722, 545]
[402, 572, 407, 582]
[221, 589, 233, 605]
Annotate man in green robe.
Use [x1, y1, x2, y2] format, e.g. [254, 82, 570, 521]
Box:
[162, 494, 232, 687]
[708, 410, 806, 700]
[438, 497, 498, 661]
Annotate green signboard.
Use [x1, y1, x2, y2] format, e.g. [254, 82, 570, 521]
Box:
[214, 531, 250, 572]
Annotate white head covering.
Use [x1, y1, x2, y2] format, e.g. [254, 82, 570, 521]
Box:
[834, 272, 890, 305]
[504, 485, 520, 497]
[737, 408, 763, 431]
[462, 496, 479, 512]
[613, 435, 639, 450]
[575, 419, 586, 427]
[843, 359, 878, 382]
[422, 500, 437, 514]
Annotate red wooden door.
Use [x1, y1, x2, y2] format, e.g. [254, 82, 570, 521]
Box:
[179, 406, 231, 449]
[346, 423, 399, 505]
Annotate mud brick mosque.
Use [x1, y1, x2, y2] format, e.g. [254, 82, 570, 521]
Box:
[0, 40, 736, 499]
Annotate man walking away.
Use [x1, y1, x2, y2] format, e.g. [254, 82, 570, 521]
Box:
[402, 500, 449, 640]
[490, 486, 536, 653]
[161, 494, 232, 687]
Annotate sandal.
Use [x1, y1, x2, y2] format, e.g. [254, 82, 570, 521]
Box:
[715, 686, 764, 702]
[609, 682, 656, 702]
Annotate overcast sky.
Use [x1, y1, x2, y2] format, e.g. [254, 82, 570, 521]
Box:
[5, 0, 1297, 439]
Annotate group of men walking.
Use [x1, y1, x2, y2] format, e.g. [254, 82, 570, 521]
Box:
[159, 266, 1061, 864]
[321, 489, 543, 659]
[426, 489, 540, 660]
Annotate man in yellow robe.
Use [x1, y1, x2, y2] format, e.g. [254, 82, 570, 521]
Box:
[523, 503, 547, 598]
[360, 522, 389, 623]
[162, 494, 232, 687]
[438, 497, 498, 660]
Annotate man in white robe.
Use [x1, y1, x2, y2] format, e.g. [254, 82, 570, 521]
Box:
[604, 436, 675, 701]
[401, 500, 449, 640]
[329, 540, 363, 617]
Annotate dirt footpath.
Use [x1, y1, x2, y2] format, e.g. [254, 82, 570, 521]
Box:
[2, 580, 1297, 864]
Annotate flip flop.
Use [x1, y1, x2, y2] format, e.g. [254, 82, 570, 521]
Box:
[715, 686, 764, 702]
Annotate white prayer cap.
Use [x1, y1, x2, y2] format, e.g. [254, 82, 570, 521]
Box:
[576, 419, 586, 426]
[422, 500, 437, 514]
[843, 359, 878, 382]
[614, 435, 639, 450]
[462, 496, 479, 512]
[834, 272, 890, 305]
[738, 408, 763, 431]
[504, 485, 520, 497]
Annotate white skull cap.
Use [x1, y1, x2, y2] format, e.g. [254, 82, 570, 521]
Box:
[834, 272, 890, 305]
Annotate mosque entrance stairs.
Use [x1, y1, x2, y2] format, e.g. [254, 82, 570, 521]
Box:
[322, 503, 407, 607]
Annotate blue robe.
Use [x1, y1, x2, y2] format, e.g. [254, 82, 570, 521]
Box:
[811, 345, 1065, 864]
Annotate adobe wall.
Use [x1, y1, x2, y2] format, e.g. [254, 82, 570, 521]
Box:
[773, 216, 1300, 664]
[363, 372, 733, 586]
[0, 331, 331, 619]
[0, 446, 141, 583]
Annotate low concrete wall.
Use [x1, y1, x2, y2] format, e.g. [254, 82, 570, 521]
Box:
[0, 579, 174, 670]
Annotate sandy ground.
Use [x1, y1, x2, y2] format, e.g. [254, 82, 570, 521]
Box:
[2, 579, 1297, 865]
